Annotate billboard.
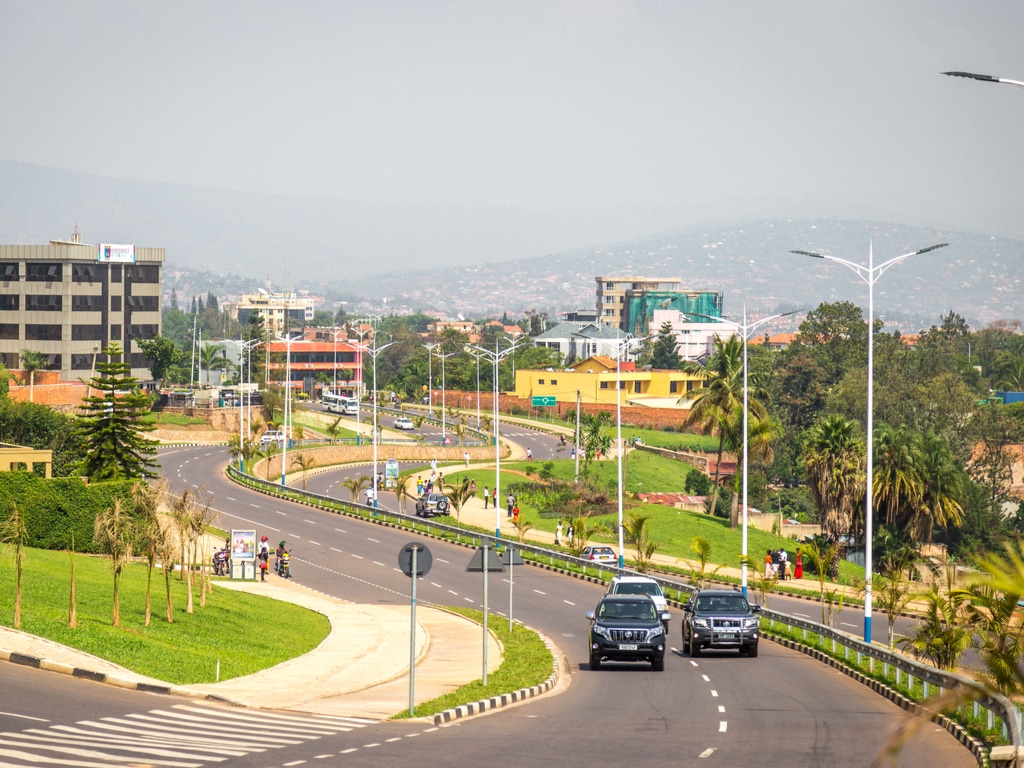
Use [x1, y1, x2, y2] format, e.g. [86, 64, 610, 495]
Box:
[98, 243, 136, 263]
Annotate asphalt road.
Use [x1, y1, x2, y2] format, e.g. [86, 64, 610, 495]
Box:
[0, 434, 974, 768]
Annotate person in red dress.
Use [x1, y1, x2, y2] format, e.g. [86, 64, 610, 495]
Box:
[794, 548, 804, 579]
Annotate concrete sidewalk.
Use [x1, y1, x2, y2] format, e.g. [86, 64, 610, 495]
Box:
[0, 577, 501, 721]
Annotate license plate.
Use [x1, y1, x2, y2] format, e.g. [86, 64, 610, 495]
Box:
[717, 633, 736, 640]
[619, 643, 638, 651]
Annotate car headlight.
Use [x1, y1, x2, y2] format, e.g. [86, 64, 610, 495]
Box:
[693, 618, 710, 629]
[592, 624, 612, 640]
[744, 617, 760, 629]
[650, 624, 665, 638]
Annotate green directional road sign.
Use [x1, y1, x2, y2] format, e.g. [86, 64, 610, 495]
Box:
[531, 395, 557, 407]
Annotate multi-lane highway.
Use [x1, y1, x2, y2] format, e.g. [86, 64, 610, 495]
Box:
[0, 436, 974, 767]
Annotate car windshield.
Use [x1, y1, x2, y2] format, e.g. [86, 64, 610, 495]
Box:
[695, 595, 749, 613]
[599, 601, 656, 621]
[616, 582, 663, 597]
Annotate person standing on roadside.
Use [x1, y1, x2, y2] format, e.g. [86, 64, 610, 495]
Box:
[483, 485, 489, 508]
[506, 492, 515, 519]
[555, 520, 563, 546]
[258, 535, 270, 582]
[512, 504, 520, 525]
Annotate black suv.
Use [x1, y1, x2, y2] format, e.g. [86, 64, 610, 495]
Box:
[681, 589, 761, 657]
[586, 594, 669, 671]
[414, 492, 450, 517]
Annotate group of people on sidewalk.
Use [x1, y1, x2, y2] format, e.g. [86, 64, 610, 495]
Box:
[766, 547, 803, 580]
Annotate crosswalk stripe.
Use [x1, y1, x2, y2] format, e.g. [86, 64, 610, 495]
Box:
[72, 720, 272, 749]
[9, 731, 232, 761]
[47, 726, 244, 755]
[0, 746, 141, 767]
[116, 715, 300, 745]
[0, 737, 200, 767]
[174, 704, 363, 730]
[153, 708, 348, 735]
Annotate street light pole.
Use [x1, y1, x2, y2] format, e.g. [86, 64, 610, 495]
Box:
[467, 337, 529, 540]
[422, 343, 437, 410]
[435, 349, 457, 441]
[688, 307, 798, 597]
[275, 332, 297, 489]
[363, 337, 395, 507]
[792, 242, 948, 643]
[943, 70, 1024, 89]
[613, 334, 646, 569]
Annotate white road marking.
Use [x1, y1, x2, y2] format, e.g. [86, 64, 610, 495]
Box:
[711, 690, 718, 697]
[367, 538, 381, 543]
[718, 705, 725, 713]
[250, 503, 261, 508]
[563, 600, 575, 606]
[431, 583, 443, 588]
[699, 748, 716, 758]
[372, 561, 385, 567]
[275, 511, 287, 516]
[330, 548, 342, 553]
[226, 497, 236, 501]
[304, 520, 317, 525]
[448, 590, 458, 596]
[841, 621, 857, 628]
[335, 528, 346, 533]
[702, 675, 710, 682]
[719, 721, 727, 732]
[533, 589, 546, 595]
[0, 712, 48, 722]
[351, 554, 364, 560]
[689, 660, 699, 667]
[308, 541, 321, 546]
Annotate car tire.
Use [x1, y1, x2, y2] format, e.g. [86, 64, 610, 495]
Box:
[681, 628, 690, 655]
[437, 500, 449, 512]
[590, 653, 602, 670]
[747, 642, 759, 658]
[652, 656, 665, 672]
[689, 634, 701, 657]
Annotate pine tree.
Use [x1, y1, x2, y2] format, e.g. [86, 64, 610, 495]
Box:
[197, 296, 205, 315]
[650, 321, 682, 369]
[206, 291, 219, 313]
[190, 295, 198, 315]
[170, 288, 178, 311]
[79, 342, 159, 480]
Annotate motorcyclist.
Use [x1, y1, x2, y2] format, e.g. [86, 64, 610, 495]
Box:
[276, 541, 286, 576]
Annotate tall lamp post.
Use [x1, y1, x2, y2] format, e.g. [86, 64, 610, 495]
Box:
[434, 348, 457, 441]
[943, 70, 1024, 89]
[363, 336, 395, 506]
[422, 343, 437, 409]
[792, 242, 948, 643]
[689, 307, 798, 597]
[612, 334, 646, 570]
[275, 332, 298, 489]
[467, 337, 529, 540]
[468, 349, 484, 428]
[226, 337, 261, 472]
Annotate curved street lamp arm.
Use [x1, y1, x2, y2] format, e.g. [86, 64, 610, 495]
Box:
[943, 71, 1024, 89]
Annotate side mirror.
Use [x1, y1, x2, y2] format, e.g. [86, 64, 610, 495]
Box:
[584, 611, 596, 621]
[661, 612, 672, 622]
[751, 605, 762, 613]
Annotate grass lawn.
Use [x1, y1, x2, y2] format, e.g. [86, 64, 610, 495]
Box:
[0, 547, 329, 684]
[142, 412, 210, 427]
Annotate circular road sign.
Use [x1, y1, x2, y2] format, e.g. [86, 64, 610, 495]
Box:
[398, 542, 433, 577]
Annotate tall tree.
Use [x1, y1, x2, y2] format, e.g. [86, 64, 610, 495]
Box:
[19, 349, 46, 403]
[79, 342, 159, 480]
[93, 497, 134, 627]
[0, 501, 28, 628]
[649, 321, 682, 370]
[803, 414, 866, 556]
[137, 336, 183, 386]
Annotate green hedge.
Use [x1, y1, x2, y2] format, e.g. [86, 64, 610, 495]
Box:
[0, 473, 135, 552]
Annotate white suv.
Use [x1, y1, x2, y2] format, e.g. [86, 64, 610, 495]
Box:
[260, 430, 285, 445]
[606, 575, 669, 618]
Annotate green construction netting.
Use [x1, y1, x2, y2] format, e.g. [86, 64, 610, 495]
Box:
[627, 292, 722, 335]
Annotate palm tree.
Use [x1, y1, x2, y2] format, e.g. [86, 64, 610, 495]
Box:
[679, 335, 751, 522]
[623, 512, 658, 573]
[291, 453, 316, 491]
[131, 481, 165, 627]
[340, 475, 370, 502]
[93, 497, 134, 627]
[511, 517, 536, 543]
[19, 349, 45, 403]
[445, 478, 475, 524]
[0, 501, 28, 628]
[898, 586, 972, 671]
[688, 535, 721, 588]
[803, 415, 865, 557]
[199, 343, 234, 386]
[393, 474, 413, 514]
[914, 432, 964, 543]
[872, 423, 925, 533]
[579, 411, 612, 474]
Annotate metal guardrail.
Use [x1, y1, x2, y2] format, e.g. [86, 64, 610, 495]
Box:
[226, 463, 1021, 751]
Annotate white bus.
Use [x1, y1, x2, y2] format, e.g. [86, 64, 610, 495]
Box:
[323, 391, 359, 416]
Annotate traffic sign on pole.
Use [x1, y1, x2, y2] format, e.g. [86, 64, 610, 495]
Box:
[531, 395, 556, 407]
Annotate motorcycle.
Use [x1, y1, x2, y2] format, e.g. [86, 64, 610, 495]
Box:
[212, 548, 229, 577]
[279, 551, 292, 579]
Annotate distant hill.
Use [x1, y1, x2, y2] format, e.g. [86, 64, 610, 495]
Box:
[2, 161, 1021, 332]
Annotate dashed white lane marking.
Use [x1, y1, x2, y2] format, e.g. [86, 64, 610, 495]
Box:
[699, 748, 716, 758]
[372, 561, 385, 567]
[334, 528, 347, 533]
[226, 497, 236, 501]
[275, 511, 287, 516]
[533, 589, 546, 595]
[330, 548, 342, 553]
[711, 691, 718, 697]
[794, 612, 811, 618]
[367, 537, 381, 543]
[250, 503, 261, 508]
[304, 520, 317, 525]
[688, 660, 698, 667]
[840, 621, 857, 628]
[308, 541, 321, 546]
[718, 705, 725, 713]
[702, 675, 710, 682]
[351, 554, 364, 559]
[448, 590, 458, 596]
[563, 600, 575, 606]
[437, 558, 450, 564]
[719, 721, 727, 732]
[0, 712, 48, 722]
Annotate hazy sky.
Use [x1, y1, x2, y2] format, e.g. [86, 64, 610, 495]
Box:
[3, 1, 1024, 241]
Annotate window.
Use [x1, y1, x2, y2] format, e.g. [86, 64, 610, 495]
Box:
[670, 381, 679, 394]
[0, 263, 18, 280]
[687, 380, 697, 392]
[72, 325, 105, 341]
[111, 296, 122, 312]
[110, 264, 122, 283]
[600, 382, 609, 389]
[24, 324, 62, 341]
[633, 381, 640, 392]
[70, 353, 95, 371]
[125, 265, 160, 283]
[128, 324, 159, 339]
[0, 323, 17, 340]
[110, 324, 122, 340]
[0, 295, 18, 311]
[26, 263, 62, 282]
[72, 263, 103, 283]
[126, 295, 159, 311]
[537, 379, 545, 385]
[550, 379, 557, 385]
[72, 295, 103, 311]
[25, 295, 62, 311]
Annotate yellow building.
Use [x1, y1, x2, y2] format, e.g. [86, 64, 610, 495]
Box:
[513, 356, 704, 409]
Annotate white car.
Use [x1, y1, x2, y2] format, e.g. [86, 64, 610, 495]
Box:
[606, 575, 669, 614]
[393, 416, 415, 430]
[260, 430, 285, 445]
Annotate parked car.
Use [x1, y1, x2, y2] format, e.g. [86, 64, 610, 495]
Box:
[586, 594, 669, 671]
[393, 416, 415, 430]
[606, 575, 669, 623]
[681, 588, 761, 657]
[260, 430, 284, 446]
[580, 545, 616, 563]
[415, 492, 450, 517]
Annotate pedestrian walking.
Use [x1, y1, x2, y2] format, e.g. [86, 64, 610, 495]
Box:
[258, 535, 270, 582]
[555, 520, 563, 546]
[512, 504, 520, 525]
[416, 477, 423, 495]
[506, 492, 515, 518]
[794, 548, 804, 579]
[464, 451, 470, 467]
[470, 479, 476, 494]
[526, 447, 532, 460]
[566, 522, 575, 545]
[492, 487, 497, 508]
[483, 485, 489, 508]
